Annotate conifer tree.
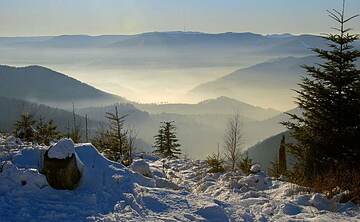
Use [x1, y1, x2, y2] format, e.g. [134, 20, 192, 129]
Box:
[14, 113, 36, 142]
[103, 106, 128, 162]
[35, 118, 60, 145]
[283, 0, 360, 180]
[153, 121, 181, 158]
[238, 152, 253, 175]
[206, 144, 225, 173]
[153, 127, 165, 156]
[279, 136, 287, 174]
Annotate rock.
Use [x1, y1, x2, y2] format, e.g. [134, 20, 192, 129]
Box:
[43, 139, 81, 190]
[130, 159, 152, 178]
[250, 164, 261, 173]
[48, 139, 75, 159]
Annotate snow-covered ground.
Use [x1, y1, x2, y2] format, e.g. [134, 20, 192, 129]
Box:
[0, 135, 359, 222]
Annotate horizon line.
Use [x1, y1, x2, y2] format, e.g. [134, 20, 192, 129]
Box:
[0, 31, 321, 38]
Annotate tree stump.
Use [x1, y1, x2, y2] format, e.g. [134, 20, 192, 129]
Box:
[42, 139, 82, 190]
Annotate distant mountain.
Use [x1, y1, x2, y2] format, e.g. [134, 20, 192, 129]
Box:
[0, 32, 329, 54]
[135, 96, 280, 121]
[247, 131, 296, 170]
[0, 32, 337, 72]
[243, 107, 301, 147]
[0, 65, 126, 109]
[111, 32, 266, 49]
[189, 56, 320, 110]
[0, 35, 131, 48]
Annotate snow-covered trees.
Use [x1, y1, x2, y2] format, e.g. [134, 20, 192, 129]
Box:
[283, 1, 360, 183]
[153, 121, 181, 158]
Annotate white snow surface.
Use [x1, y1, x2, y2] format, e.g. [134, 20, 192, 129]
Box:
[47, 138, 75, 159]
[0, 135, 359, 222]
[130, 159, 152, 178]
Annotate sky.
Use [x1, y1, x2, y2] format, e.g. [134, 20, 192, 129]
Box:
[0, 0, 359, 36]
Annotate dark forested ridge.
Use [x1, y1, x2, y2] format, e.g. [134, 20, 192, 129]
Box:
[0, 65, 126, 109]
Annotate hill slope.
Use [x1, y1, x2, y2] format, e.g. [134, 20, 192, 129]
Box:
[135, 96, 280, 121]
[189, 56, 320, 110]
[0, 65, 126, 109]
[247, 131, 296, 170]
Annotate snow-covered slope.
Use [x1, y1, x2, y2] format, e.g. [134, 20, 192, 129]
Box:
[0, 135, 359, 222]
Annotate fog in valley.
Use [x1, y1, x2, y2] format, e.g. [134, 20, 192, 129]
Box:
[0, 32, 348, 159]
[0, 32, 316, 109]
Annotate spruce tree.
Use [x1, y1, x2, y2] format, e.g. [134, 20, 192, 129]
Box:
[103, 106, 128, 162]
[14, 113, 36, 142]
[238, 152, 253, 175]
[153, 121, 181, 158]
[35, 118, 60, 145]
[153, 127, 165, 156]
[283, 1, 360, 180]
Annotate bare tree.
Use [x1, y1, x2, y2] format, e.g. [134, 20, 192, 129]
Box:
[224, 113, 243, 171]
[126, 127, 138, 165]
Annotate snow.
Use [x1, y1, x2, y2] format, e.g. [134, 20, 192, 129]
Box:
[130, 159, 152, 178]
[250, 164, 261, 173]
[47, 138, 75, 159]
[0, 135, 359, 221]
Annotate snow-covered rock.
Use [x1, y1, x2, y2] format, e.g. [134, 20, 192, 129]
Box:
[47, 138, 75, 159]
[130, 159, 152, 178]
[250, 164, 261, 173]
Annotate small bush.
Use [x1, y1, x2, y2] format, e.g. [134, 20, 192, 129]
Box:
[237, 154, 253, 175]
[311, 166, 360, 204]
[206, 153, 225, 173]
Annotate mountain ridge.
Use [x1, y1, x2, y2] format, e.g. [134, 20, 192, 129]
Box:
[0, 64, 126, 109]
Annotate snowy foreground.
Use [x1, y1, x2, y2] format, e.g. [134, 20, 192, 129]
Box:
[0, 136, 359, 222]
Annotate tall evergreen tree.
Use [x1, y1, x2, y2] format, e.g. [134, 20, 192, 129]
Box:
[283, 1, 360, 180]
[153, 121, 181, 158]
[14, 112, 36, 142]
[153, 127, 165, 156]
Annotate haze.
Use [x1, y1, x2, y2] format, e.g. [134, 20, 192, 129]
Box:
[1, 0, 360, 111]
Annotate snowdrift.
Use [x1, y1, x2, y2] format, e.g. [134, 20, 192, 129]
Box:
[0, 135, 359, 222]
